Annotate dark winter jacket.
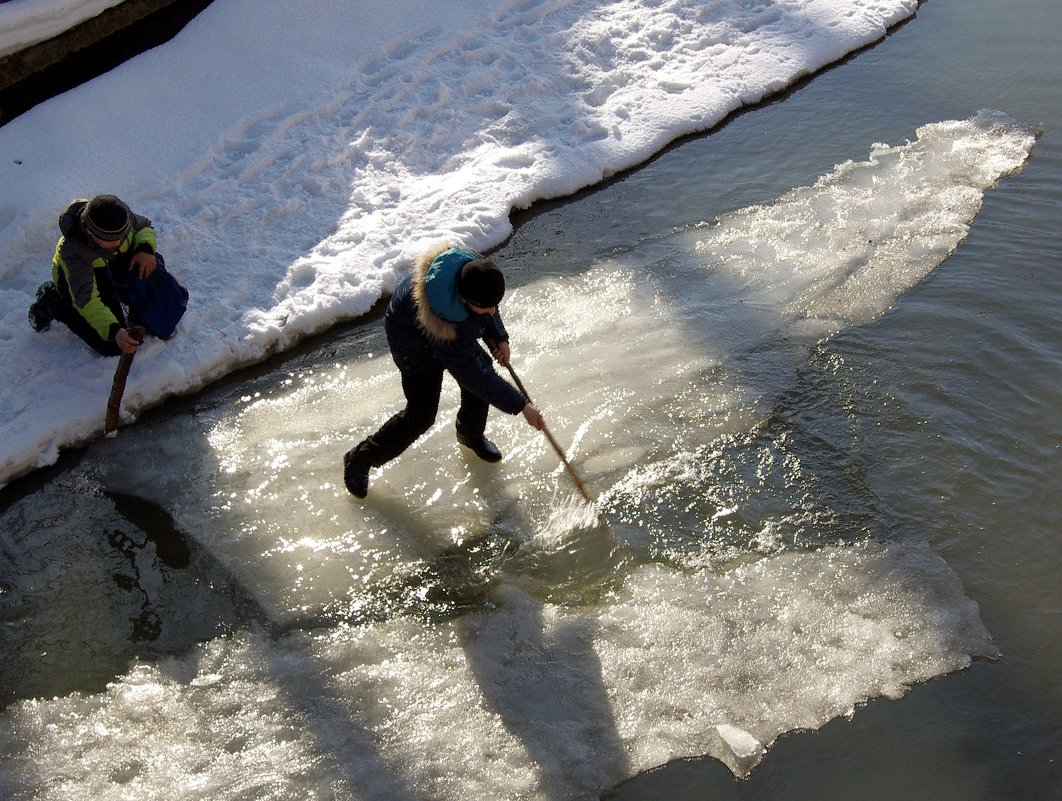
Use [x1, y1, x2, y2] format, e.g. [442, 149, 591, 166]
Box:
[51, 198, 157, 341]
[385, 243, 527, 415]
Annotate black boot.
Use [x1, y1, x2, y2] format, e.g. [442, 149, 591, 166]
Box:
[457, 431, 502, 463]
[343, 449, 370, 498]
[28, 282, 61, 332]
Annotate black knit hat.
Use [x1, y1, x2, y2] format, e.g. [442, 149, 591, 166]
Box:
[458, 258, 505, 309]
[82, 194, 131, 242]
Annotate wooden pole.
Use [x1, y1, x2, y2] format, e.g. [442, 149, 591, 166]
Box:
[505, 363, 595, 504]
[105, 326, 145, 435]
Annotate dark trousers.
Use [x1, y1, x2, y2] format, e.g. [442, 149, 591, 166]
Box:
[353, 363, 490, 467]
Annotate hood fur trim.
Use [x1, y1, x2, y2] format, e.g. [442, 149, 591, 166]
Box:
[411, 241, 458, 342]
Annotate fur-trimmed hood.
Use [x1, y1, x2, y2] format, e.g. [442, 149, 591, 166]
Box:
[411, 242, 479, 342]
[383, 245, 525, 416]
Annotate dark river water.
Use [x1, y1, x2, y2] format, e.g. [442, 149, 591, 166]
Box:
[593, 0, 1061, 797]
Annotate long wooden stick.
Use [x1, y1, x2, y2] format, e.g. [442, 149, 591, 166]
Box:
[505, 363, 595, 504]
[105, 326, 145, 435]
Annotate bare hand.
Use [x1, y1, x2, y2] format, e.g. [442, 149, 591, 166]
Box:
[115, 328, 140, 354]
[489, 339, 511, 367]
[130, 251, 157, 279]
[522, 403, 544, 430]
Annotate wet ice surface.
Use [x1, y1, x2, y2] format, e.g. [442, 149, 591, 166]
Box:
[0, 545, 991, 799]
[0, 114, 1031, 799]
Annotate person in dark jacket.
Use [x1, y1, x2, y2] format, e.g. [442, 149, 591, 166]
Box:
[29, 194, 170, 356]
[343, 243, 545, 498]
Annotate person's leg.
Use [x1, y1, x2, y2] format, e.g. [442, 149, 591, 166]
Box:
[49, 289, 124, 356]
[456, 387, 491, 438]
[455, 387, 502, 462]
[358, 366, 445, 465]
[28, 282, 61, 332]
[344, 365, 444, 497]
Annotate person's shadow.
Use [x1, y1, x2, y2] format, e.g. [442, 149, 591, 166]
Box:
[355, 444, 632, 797]
[458, 585, 631, 799]
[442, 458, 631, 799]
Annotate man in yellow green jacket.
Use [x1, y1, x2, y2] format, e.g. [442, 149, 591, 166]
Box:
[30, 194, 164, 356]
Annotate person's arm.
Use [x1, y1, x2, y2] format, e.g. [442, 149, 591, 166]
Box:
[115, 327, 141, 354]
[483, 332, 545, 427]
[58, 253, 123, 341]
[522, 402, 544, 429]
[484, 313, 512, 365]
[434, 338, 526, 414]
[488, 339, 511, 366]
[128, 217, 158, 279]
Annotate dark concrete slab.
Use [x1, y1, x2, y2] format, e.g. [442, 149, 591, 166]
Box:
[0, 0, 214, 126]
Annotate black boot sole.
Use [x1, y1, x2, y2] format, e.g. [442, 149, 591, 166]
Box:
[456, 433, 503, 463]
[343, 450, 370, 498]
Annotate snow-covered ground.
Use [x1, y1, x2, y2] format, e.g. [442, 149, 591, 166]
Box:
[0, 0, 919, 487]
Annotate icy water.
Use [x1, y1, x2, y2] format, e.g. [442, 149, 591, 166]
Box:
[2, 0, 1060, 799]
